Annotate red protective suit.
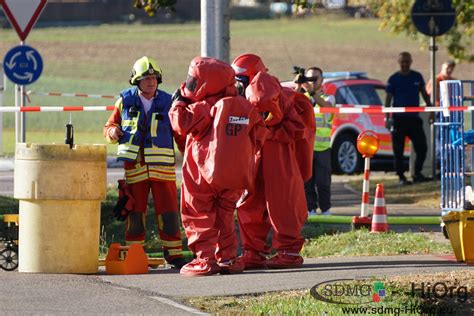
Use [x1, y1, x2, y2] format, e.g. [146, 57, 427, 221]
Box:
[281, 87, 316, 182]
[237, 71, 308, 265]
[169, 57, 267, 276]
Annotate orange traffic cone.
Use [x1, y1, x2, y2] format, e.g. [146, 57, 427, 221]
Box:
[371, 184, 389, 233]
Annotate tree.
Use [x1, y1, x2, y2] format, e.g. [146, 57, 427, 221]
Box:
[368, 0, 473, 62]
[132, 0, 176, 16]
[294, 0, 472, 62]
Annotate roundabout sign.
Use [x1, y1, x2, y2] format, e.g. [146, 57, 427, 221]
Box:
[3, 45, 43, 85]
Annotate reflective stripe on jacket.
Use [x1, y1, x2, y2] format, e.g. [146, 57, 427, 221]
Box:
[117, 87, 175, 165]
[305, 91, 334, 152]
[124, 163, 176, 184]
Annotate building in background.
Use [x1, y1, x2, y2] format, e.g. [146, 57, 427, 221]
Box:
[0, 0, 200, 27]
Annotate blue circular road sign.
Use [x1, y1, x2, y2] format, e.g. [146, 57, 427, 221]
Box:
[3, 45, 43, 85]
[411, 0, 456, 37]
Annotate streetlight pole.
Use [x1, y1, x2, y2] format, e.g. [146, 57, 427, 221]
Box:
[430, 36, 437, 179]
[201, 0, 230, 62]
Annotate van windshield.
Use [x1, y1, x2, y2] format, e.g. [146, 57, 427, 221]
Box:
[335, 84, 384, 106]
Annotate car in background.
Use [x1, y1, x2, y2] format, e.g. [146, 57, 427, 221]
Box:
[282, 71, 409, 174]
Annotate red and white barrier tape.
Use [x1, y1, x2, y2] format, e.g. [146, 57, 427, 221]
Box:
[0, 105, 473, 113]
[26, 91, 118, 99]
[0, 106, 115, 112]
[314, 105, 474, 114]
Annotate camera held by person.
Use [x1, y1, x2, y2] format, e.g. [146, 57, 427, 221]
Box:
[293, 66, 308, 84]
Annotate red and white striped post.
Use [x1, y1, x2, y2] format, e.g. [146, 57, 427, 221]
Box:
[352, 130, 379, 230]
[360, 157, 371, 218]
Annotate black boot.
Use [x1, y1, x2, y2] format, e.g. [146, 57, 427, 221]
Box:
[167, 256, 188, 269]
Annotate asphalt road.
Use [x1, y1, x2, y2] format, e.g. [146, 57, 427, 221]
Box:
[0, 272, 204, 315]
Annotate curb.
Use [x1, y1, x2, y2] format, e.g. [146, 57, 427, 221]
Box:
[0, 159, 14, 172]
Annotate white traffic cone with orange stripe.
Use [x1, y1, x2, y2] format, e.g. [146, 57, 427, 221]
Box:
[371, 184, 389, 233]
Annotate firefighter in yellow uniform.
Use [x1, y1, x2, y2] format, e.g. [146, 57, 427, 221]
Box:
[104, 56, 187, 269]
[296, 67, 335, 215]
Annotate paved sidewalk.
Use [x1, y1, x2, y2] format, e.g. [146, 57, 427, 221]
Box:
[0, 254, 471, 315]
[98, 254, 469, 298]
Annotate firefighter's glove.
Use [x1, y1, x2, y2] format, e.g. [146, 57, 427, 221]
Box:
[113, 196, 131, 221]
[113, 180, 135, 221]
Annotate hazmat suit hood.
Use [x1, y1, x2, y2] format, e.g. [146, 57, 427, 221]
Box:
[245, 71, 283, 126]
[180, 57, 237, 103]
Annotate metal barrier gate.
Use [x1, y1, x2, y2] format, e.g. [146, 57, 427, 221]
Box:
[439, 80, 474, 215]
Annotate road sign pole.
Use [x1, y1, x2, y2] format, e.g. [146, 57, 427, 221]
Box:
[0, 62, 3, 155]
[1, 0, 47, 144]
[20, 84, 25, 142]
[15, 84, 20, 143]
[14, 82, 26, 143]
[20, 40, 25, 142]
[411, 0, 455, 180]
[430, 36, 437, 179]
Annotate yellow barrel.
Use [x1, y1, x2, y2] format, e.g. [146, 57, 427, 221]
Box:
[460, 210, 474, 263]
[442, 211, 463, 261]
[14, 143, 106, 273]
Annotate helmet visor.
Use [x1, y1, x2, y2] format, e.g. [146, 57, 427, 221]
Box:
[185, 75, 198, 93]
[236, 75, 249, 88]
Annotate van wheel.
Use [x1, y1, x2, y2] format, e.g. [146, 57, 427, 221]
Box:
[332, 134, 362, 174]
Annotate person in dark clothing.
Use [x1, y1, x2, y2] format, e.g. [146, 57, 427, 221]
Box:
[384, 52, 433, 185]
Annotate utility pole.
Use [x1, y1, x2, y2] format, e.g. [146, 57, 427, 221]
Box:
[429, 36, 437, 179]
[201, 0, 216, 58]
[201, 0, 230, 63]
[215, 0, 230, 63]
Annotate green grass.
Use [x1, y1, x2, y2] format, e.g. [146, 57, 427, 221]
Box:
[188, 290, 344, 315]
[302, 229, 451, 258]
[188, 270, 474, 315]
[0, 195, 18, 214]
[188, 289, 422, 315]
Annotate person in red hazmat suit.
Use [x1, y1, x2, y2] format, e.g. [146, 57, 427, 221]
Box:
[169, 57, 268, 276]
[104, 56, 187, 269]
[232, 53, 310, 269]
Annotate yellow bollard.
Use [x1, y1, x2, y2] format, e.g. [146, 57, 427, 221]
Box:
[14, 143, 106, 273]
